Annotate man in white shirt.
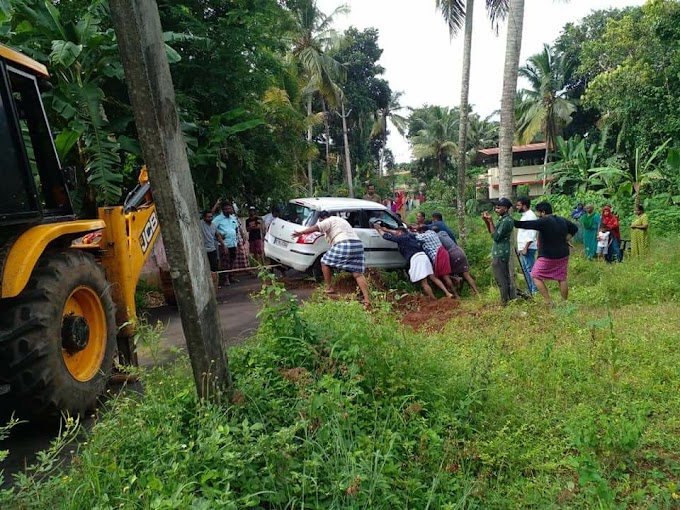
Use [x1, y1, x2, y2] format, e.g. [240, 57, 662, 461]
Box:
[515, 197, 539, 294]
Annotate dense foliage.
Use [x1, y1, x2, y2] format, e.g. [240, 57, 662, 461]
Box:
[4, 239, 680, 508]
[0, 0, 402, 210]
[545, 2, 680, 202]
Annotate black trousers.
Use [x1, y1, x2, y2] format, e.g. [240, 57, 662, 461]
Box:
[491, 257, 516, 305]
[207, 250, 219, 272]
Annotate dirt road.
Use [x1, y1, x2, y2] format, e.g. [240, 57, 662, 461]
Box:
[137, 273, 314, 365]
[1, 273, 315, 486]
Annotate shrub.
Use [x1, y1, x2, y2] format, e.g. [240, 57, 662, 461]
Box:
[4, 245, 680, 509]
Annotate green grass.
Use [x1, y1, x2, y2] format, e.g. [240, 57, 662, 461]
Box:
[3, 239, 680, 509]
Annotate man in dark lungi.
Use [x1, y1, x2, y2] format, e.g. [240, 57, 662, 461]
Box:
[292, 211, 370, 306]
[512, 201, 579, 306]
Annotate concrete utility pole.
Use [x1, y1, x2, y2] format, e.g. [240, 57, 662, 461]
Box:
[110, 0, 232, 399]
[338, 102, 354, 197]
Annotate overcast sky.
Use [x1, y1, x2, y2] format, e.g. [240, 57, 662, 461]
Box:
[316, 0, 646, 162]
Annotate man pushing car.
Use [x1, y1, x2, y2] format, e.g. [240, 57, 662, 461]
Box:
[292, 211, 370, 307]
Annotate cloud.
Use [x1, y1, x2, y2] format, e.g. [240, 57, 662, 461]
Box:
[316, 0, 645, 162]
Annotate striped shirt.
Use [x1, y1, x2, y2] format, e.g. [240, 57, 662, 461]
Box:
[415, 230, 443, 262]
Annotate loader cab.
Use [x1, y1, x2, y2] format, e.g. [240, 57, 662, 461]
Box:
[0, 45, 73, 228]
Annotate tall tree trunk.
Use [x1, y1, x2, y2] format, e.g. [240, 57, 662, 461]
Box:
[542, 117, 552, 191]
[380, 111, 388, 177]
[498, 0, 525, 200]
[341, 101, 354, 197]
[321, 98, 331, 188]
[457, 0, 474, 238]
[307, 95, 314, 194]
[110, 0, 232, 399]
[437, 155, 443, 180]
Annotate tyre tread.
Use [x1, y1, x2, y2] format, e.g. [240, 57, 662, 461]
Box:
[0, 251, 117, 419]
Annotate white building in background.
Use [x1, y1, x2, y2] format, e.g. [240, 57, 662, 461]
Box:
[476, 142, 551, 199]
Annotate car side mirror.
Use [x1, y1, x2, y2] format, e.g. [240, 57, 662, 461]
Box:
[63, 165, 78, 190]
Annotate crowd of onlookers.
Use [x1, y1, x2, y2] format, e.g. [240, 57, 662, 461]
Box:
[199, 185, 651, 308]
[200, 199, 280, 287]
[570, 202, 650, 262]
[484, 197, 650, 307]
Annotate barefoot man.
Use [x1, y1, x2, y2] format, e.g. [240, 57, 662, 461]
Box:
[292, 211, 370, 306]
[374, 223, 454, 300]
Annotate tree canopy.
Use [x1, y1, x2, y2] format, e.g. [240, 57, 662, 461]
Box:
[0, 0, 401, 210]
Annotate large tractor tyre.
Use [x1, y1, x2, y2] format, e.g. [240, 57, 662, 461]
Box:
[0, 250, 117, 419]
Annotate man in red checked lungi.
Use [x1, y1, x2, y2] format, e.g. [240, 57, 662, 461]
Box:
[512, 201, 579, 306]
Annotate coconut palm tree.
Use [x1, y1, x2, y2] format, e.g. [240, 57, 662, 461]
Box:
[467, 112, 499, 152]
[410, 106, 459, 180]
[516, 44, 577, 167]
[436, 0, 509, 233]
[370, 91, 408, 176]
[497, 0, 525, 199]
[497, 0, 569, 199]
[288, 0, 347, 194]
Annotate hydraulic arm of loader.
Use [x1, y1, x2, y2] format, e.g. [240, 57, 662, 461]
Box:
[82, 169, 161, 365]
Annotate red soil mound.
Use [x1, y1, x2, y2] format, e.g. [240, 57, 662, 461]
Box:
[392, 294, 461, 332]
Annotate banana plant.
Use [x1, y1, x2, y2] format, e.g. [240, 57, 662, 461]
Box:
[589, 139, 670, 205]
[1, 0, 206, 207]
[548, 133, 616, 194]
[1, 0, 123, 206]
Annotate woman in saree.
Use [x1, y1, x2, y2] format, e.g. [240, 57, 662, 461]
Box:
[630, 204, 650, 257]
[581, 204, 600, 260]
[394, 191, 405, 218]
[601, 206, 622, 262]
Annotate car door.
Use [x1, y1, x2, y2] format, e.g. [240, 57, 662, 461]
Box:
[334, 209, 374, 260]
[361, 209, 407, 268]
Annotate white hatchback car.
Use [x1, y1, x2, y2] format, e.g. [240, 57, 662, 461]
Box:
[264, 197, 407, 277]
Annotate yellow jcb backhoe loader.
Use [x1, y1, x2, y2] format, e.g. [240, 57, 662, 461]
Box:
[0, 45, 160, 419]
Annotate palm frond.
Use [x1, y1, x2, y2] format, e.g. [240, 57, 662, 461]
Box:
[76, 82, 122, 204]
[262, 87, 293, 108]
[305, 111, 326, 129]
[435, 0, 466, 37]
[486, 0, 510, 32]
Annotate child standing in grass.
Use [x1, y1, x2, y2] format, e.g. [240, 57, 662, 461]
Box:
[596, 225, 611, 262]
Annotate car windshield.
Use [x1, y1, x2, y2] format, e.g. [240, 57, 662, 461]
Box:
[282, 203, 316, 226]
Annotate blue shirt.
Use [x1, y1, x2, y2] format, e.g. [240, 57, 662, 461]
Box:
[428, 221, 456, 243]
[213, 213, 239, 248]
